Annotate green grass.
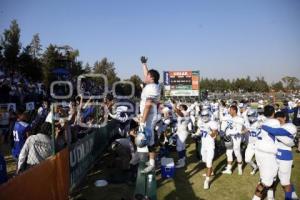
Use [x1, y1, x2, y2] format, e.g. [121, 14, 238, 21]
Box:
[0, 143, 17, 177]
[70, 153, 134, 200]
[74, 138, 300, 200]
[2, 135, 299, 200]
[157, 140, 300, 200]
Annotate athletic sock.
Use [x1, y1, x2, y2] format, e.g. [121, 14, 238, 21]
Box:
[252, 195, 261, 200]
[249, 161, 257, 169]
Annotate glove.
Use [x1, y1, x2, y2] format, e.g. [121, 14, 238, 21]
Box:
[140, 56, 148, 64]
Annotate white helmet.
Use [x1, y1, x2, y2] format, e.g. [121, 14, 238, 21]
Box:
[247, 109, 258, 124]
[135, 131, 148, 148]
[200, 109, 210, 123]
[162, 106, 170, 114]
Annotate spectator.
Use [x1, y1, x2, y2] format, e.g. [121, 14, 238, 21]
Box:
[8, 108, 17, 147]
[17, 122, 53, 173]
[55, 122, 67, 152]
[281, 100, 293, 123]
[292, 100, 300, 153]
[0, 107, 9, 144]
[12, 111, 30, 160]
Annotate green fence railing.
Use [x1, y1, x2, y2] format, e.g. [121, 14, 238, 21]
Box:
[69, 120, 119, 191]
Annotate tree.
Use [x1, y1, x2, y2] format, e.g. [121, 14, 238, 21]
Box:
[29, 33, 42, 59]
[1, 19, 21, 70]
[69, 60, 84, 77]
[93, 57, 120, 87]
[83, 63, 92, 73]
[252, 77, 269, 92]
[41, 44, 60, 86]
[66, 49, 84, 76]
[18, 42, 43, 81]
[271, 81, 284, 92]
[127, 75, 143, 97]
[282, 76, 299, 91]
[0, 44, 4, 64]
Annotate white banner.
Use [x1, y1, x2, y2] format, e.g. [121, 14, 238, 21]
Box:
[26, 102, 35, 111]
[170, 90, 199, 96]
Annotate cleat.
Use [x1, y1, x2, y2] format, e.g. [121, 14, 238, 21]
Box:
[222, 169, 232, 175]
[204, 180, 210, 190]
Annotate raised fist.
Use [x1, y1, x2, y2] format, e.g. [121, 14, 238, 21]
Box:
[140, 56, 148, 64]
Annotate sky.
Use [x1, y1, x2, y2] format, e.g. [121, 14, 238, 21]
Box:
[0, 0, 300, 83]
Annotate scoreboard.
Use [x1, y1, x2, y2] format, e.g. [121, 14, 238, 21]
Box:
[163, 71, 199, 96]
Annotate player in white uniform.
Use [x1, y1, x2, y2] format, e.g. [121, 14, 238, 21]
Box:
[211, 100, 219, 121]
[193, 110, 218, 189]
[173, 102, 190, 168]
[244, 109, 265, 175]
[261, 111, 298, 200]
[252, 105, 281, 200]
[139, 56, 160, 173]
[222, 105, 245, 175]
[219, 100, 230, 136]
[155, 106, 171, 141]
[188, 104, 196, 133]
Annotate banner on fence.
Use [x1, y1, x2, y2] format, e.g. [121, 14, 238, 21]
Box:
[69, 120, 118, 191]
[0, 148, 69, 200]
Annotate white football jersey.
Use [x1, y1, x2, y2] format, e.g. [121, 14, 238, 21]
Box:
[255, 118, 280, 154]
[219, 107, 230, 130]
[176, 111, 190, 133]
[198, 120, 218, 148]
[241, 109, 249, 125]
[140, 83, 160, 124]
[224, 116, 244, 136]
[248, 117, 266, 144]
[276, 123, 297, 151]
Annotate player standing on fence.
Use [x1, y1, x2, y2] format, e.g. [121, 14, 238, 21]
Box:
[139, 56, 160, 173]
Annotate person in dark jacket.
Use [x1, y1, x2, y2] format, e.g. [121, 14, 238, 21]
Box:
[292, 100, 300, 152]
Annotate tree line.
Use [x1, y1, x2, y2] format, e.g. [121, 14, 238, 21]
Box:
[0, 20, 132, 87]
[0, 20, 299, 95]
[200, 76, 299, 93]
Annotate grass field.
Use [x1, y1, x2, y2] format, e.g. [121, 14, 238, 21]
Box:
[72, 137, 300, 200]
[0, 143, 17, 178]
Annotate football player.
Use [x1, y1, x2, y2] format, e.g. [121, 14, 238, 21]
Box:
[193, 109, 218, 189]
[244, 109, 265, 175]
[260, 111, 298, 200]
[138, 56, 160, 173]
[252, 105, 280, 200]
[222, 105, 245, 175]
[173, 101, 190, 168]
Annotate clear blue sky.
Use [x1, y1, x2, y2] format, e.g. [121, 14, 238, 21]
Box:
[1, 0, 300, 83]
